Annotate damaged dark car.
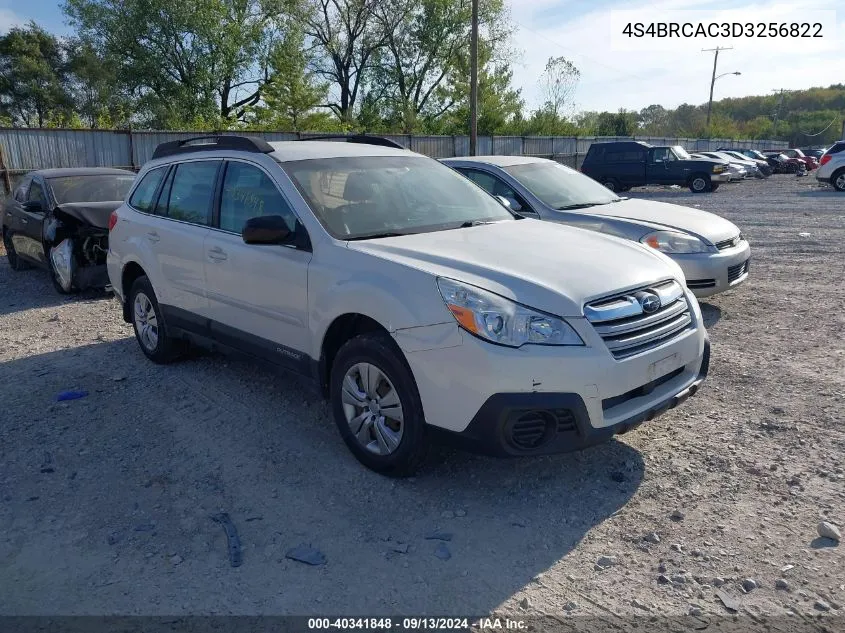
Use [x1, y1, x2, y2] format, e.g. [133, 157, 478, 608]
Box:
[2, 168, 136, 294]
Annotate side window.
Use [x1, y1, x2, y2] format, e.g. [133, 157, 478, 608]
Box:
[158, 161, 220, 226]
[219, 162, 297, 234]
[652, 148, 670, 162]
[461, 169, 497, 194]
[28, 181, 46, 205]
[129, 167, 166, 212]
[462, 169, 528, 211]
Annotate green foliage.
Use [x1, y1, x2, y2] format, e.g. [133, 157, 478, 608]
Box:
[0, 22, 74, 127]
[249, 25, 330, 131]
[63, 0, 296, 127]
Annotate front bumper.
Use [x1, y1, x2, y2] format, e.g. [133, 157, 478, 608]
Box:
[401, 294, 708, 442]
[672, 239, 751, 298]
[711, 173, 731, 183]
[431, 336, 710, 457]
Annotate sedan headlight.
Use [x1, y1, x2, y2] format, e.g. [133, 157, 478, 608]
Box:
[641, 230, 712, 254]
[436, 278, 583, 347]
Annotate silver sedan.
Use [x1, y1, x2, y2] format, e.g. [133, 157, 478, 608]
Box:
[441, 156, 750, 298]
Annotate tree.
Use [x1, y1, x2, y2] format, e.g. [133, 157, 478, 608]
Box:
[638, 104, 669, 135]
[251, 25, 333, 131]
[374, 0, 509, 133]
[63, 0, 296, 127]
[0, 22, 73, 127]
[304, 0, 397, 123]
[595, 109, 637, 136]
[65, 39, 130, 128]
[539, 56, 579, 119]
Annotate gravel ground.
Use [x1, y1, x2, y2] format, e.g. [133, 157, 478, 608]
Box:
[1, 175, 843, 625]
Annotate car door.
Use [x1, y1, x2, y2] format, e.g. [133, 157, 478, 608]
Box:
[12, 176, 49, 264]
[457, 168, 538, 218]
[645, 148, 672, 184]
[202, 159, 312, 372]
[133, 160, 220, 321]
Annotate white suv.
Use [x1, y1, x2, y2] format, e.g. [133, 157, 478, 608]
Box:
[107, 135, 710, 476]
[816, 141, 845, 191]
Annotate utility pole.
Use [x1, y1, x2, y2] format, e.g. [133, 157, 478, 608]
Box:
[703, 47, 732, 132]
[469, 0, 479, 156]
[772, 89, 789, 133]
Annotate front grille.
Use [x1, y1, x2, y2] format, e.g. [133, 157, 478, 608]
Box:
[585, 280, 694, 359]
[728, 258, 749, 283]
[686, 278, 716, 289]
[715, 235, 741, 250]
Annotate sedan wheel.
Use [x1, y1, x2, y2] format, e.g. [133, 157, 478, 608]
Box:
[833, 170, 845, 192]
[133, 291, 160, 352]
[341, 362, 404, 456]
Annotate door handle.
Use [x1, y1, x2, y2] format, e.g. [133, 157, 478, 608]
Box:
[207, 247, 227, 261]
[146, 231, 160, 243]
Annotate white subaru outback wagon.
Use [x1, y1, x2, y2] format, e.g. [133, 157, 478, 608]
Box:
[107, 135, 710, 476]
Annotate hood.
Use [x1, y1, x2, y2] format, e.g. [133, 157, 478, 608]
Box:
[54, 201, 122, 229]
[347, 219, 682, 317]
[586, 198, 740, 244]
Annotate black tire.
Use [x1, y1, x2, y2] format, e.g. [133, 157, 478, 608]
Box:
[710, 183, 720, 192]
[128, 275, 184, 364]
[689, 173, 711, 193]
[2, 229, 31, 271]
[831, 168, 845, 192]
[47, 244, 79, 295]
[617, 185, 631, 192]
[330, 332, 429, 477]
[601, 178, 620, 192]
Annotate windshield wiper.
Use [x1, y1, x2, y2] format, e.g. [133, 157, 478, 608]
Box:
[556, 202, 604, 210]
[457, 219, 499, 228]
[346, 231, 407, 240]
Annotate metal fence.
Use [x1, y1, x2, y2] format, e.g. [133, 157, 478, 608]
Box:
[0, 127, 788, 191]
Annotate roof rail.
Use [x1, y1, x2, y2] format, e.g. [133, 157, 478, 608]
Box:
[299, 134, 406, 150]
[151, 135, 275, 160]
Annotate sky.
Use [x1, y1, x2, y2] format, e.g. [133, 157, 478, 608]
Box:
[2, 0, 842, 115]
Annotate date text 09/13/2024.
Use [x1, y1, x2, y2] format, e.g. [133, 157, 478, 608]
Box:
[307, 617, 527, 630]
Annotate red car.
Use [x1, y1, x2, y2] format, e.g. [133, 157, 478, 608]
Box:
[763, 148, 818, 170]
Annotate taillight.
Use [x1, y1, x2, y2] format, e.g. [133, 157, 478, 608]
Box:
[108, 211, 118, 231]
[820, 154, 831, 166]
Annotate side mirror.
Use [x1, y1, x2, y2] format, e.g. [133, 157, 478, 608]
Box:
[242, 215, 291, 245]
[496, 195, 522, 212]
[23, 200, 45, 213]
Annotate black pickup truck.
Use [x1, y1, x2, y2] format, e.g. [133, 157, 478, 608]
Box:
[580, 141, 731, 193]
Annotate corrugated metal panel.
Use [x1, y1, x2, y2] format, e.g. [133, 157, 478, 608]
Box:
[0, 128, 790, 174]
[0, 128, 131, 170]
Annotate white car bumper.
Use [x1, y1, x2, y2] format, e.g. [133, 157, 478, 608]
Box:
[672, 239, 751, 298]
[396, 300, 709, 456]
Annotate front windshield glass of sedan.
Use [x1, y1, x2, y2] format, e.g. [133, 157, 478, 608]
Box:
[673, 146, 692, 160]
[48, 175, 136, 204]
[502, 161, 619, 209]
[282, 156, 513, 239]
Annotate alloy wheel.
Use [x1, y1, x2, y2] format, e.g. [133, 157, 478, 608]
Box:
[133, 292, 159, 351]
[341, 362, 404, 456]
[692, 177, 706, 191]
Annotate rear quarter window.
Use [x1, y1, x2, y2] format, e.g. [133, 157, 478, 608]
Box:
[129, 167, 167, 212]
[826, 142, 845, 155]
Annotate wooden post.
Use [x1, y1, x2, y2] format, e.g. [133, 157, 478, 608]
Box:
[0, 144, 11, 195]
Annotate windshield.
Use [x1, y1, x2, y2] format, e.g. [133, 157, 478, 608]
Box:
[281, 156, 513, 239]
[48, 174, 135, 204]
[673, 146, 692, 160]
[502, 161, 619, 209]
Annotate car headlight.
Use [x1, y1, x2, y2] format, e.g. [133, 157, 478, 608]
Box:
[713, 164, 726, 173]
[436, 278, 584, 347]
[640, 230, 712, 254]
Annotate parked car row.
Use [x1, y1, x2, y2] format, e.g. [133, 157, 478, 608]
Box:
[578, 140, 842, 194]
[4, 135, 754, 475]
